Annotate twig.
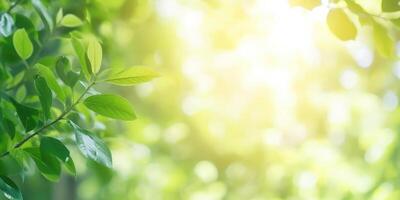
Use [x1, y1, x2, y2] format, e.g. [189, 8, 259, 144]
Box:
[0, 82, 95, 158]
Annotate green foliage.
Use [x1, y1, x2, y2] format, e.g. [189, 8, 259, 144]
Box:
[83, 94, 136, 120]
[382, 0, 400, 12]
[327, 9, 357, 41]
[103, 66, 159, 86]
[12, 29, 33, 60]
[0, 0, 158, 198]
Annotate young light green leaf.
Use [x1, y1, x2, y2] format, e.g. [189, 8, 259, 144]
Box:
[60, 14, 83, 27]
[326, 9, 357, 41]
[35, 76, 53, 120]
[373, 22, 394, 58]
[0, 176, 22, 200]
[71, 35, 90, 79]
[103, 66, 159, 86]
[35, 64, 65, 101]
[0, 13, 14, 37]
[13, 29, 33, 60]
[69, 121, 112, 168]
[56, 8, 63, 24]
[86, 38, 102, 74]
[382, 0, 400, 12]
[83, 94, 136, 120]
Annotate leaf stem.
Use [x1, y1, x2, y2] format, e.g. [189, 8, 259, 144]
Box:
[0, 82, 95, 158]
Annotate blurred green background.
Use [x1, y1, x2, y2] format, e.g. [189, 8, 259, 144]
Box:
[7, 0, 400, 199]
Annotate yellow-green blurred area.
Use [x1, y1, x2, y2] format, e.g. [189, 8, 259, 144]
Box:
[20, 0, 400, 199]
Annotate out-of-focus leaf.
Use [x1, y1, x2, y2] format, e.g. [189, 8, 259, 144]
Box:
[373, 22, 395, 58]
[32, 0, 53, 32]
[69, 121, 112, 168]
[2, 118, 15, 139]
[34, 64, 65, 101]
[35, 76, 52, 120]
[12, 29, 33, 60]
[327, 9, 357, 41]
[103, 66, 159, 86]
[55, 56, 79, 88]
[15, 85, 26, 102]
[60, 14, 83, 28]
[382, 0, 400, 12]
[0, 176, 22, 200]
[83, 94, 136, 120]
[86, 38, 102, 74]
[0, 13, 14, 37]
[8, 97, 39, 132]
[345, 0, 367, 14]
[288, 0, 320, 10]
[56, 8, 63, 24]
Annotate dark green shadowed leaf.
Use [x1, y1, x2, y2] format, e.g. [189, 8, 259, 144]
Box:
[12, 29, 33, 60]
[8, 97, 39, 132]
[327, 9, 357, 41]
[40, 137, 76, 175]
[2, 118, 15, 139]
[35, 76, 52, 120]
[0, 176, 22, 200]
[55, 56, 79, 88]
[24, 147, 61, 182]
[0, 13, 14, 37]
[382, 0, 400, 12]
[83, 94, 136, 120]
[69, 121, 112, 168]
[103, 66, 159, 86]
[40, 137, 69, 162]
[34, 64, 65, 101]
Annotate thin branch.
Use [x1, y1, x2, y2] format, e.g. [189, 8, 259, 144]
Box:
[0, 82, 95, 158]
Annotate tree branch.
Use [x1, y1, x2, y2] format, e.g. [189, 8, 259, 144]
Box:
[0, 82, 95, 158]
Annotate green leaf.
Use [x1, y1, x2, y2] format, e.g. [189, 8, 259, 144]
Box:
[83, 94, 136, 120]
[40, 137, 69, 162]
[0, 176, 22, 200]
[34, 64, 65, 101]
[86, 38, 102, 74]
[12, 29, 33, 60]
[69, 121, 112, 168]
[35, 76, 52, 120]
[345, 0, 367, 14]
[382, 0, 400, 12]
[56, 8, 63, 24]
[2, 118, 15, 139]
[104, 66, 159, 86]
[32, 0, 53, 32]
[9, 97, 39, 132]
[55, 57, 79, 88]
[373, 22, 395, 58]
[0, 13, 14, 37]
[327, 9, 357, 41]
[60, 14, 83, 27]
[288, 0, 320, 10]
[24, 147, 61, 182]
[71, 35, 90, 79]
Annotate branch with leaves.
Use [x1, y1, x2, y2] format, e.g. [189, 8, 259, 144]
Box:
[0, 0, 158, 199]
